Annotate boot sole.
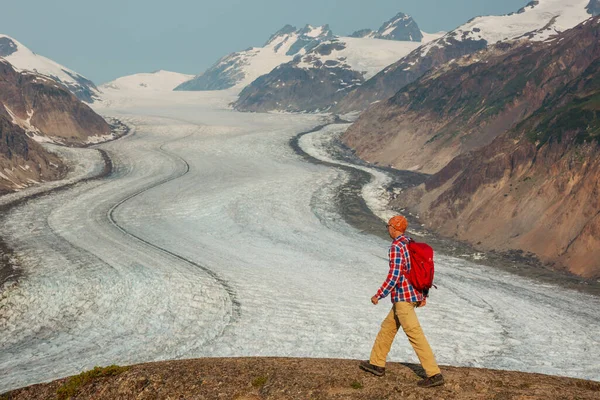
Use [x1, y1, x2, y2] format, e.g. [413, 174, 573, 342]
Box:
[418, 380, 445, 388]
[359, 364, 385, 377]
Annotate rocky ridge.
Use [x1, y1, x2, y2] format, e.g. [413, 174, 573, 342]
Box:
[0, 34, 101, 103]
[175, 25, 333, 91]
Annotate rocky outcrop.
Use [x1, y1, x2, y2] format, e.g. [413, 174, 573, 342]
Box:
[0, 60, 110, 146]
[392, 18, 600, 278]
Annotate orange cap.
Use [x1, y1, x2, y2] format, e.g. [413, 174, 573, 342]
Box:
[388, 215, 408, 233]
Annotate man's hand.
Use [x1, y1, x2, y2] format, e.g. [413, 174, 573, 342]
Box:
[417, 298, 427, 307]
[371, 295, 379, 305]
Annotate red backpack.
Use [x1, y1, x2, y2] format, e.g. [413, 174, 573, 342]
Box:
[404, 239, 436, 292]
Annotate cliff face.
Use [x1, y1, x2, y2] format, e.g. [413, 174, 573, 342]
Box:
[0, 60, 110, 145]
[343, 19, 600, 174]
[0, 113, 65, 193]
[399, 18, 600, 278]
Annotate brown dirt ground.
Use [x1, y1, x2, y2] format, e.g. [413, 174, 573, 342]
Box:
[4, 358, 600, 400]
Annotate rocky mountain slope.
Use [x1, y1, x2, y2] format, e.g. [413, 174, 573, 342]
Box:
[5, 358, 600, 399]
[0, 34, 101, 103]
[175, 24, 334, 92]
[0, 60, 111, 146]
[232, 13, 445, 113]
[0, 113, 65, 194]
[0, 59, 111, 193]
[335, 0, 599, 113]
[233, 37, 432, 113]
[372, 17, 600, 279]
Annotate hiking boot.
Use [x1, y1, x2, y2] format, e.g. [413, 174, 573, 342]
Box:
[359, 361, 385, 376]
[417, 373, 444, 388]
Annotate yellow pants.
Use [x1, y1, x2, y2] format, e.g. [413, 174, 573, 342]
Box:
[369, 301, 441, 377]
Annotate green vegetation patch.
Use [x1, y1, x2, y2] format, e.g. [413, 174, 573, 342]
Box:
[251, 375, 268, 388]
[526, 92, 600, 147]
[350, 380, 363, 389]
[56, 365, 129, 400]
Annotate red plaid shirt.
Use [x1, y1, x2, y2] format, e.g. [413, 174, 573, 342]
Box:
[376, 235, 425, 303]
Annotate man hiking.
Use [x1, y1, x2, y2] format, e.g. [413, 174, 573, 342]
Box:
[359, 215, 444, 388]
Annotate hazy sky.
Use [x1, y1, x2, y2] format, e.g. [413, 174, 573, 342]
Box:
[0, 0, 528, 84]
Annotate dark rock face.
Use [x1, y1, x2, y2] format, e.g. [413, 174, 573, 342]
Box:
[350, 29, 373, 38]
[0, 114, 65, 193]
[61, 70, 101, 103]
[0, 37, 18, 57]
[264, 24, 297, 46]
[588, 0, 600, 16]
[515, 1, 540, 15]
[0, 115, 29, 159]
[175, 54, 241, 91]
[234, 60, 364, 112]
[286, 24, 334, 55]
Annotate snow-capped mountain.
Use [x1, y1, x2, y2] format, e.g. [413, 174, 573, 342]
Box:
[233, 33, 441, 112]
[101, 70, 195, 93]
[335, 0, 599, 112]
[0, 34, 100, 103]
[350, 12, 424, 41]
[175, 25, 334, 92]
[231, 12, 448, 112]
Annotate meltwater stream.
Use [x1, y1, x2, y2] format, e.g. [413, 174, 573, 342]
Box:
[1, 93, 599, 392]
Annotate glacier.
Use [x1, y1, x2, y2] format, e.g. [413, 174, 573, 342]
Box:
[0, 90, 598, 393]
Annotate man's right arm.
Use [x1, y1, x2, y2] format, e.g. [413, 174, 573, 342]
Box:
[375, 245, 402, 300]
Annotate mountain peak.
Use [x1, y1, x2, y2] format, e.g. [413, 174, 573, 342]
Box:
[264, 25, 298, 46]
[588, 0, 600, 16]
[0, 35, 18, 57]
[298, 24, 334, 39]
[376, 12, 423, 41]
[350, 12, 423, 42]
